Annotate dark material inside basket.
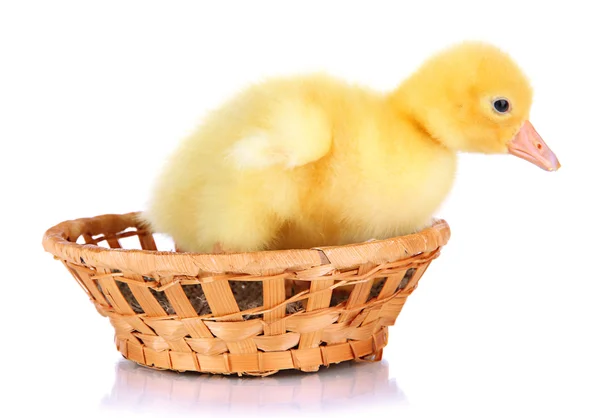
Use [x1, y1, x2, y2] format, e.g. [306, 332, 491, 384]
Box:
[113, 268, 415, 319]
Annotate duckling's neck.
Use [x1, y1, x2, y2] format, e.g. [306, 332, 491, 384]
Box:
[387, 73, 467, 157]
[386, 83, 451, 152]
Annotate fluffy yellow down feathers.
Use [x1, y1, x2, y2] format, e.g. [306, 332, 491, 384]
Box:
[144, 42, 558, 253]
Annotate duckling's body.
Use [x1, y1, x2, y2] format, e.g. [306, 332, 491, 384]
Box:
[146, 74, 455, 252]
[144, 42, 559, 253]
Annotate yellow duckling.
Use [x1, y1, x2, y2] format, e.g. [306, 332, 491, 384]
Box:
[143, 41, 560, 253]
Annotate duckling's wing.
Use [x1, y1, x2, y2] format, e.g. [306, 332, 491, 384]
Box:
[226, 101, 331, 170]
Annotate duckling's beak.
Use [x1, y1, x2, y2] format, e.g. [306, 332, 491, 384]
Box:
[507, 121, 561, 171]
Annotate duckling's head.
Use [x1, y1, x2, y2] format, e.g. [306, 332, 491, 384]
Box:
[397, 41, 560, 171]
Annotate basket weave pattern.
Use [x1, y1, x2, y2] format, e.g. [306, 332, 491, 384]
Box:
[43, 213, 450, 375]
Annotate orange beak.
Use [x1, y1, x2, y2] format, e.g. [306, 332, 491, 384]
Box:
[507, 121, 560, 171]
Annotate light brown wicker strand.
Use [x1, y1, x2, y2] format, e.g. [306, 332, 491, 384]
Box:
[380, 269, 409, 299]
[262, 277, 286, 335]
[106, 235, 122, 249]
[362, 275, 405, 325]
[125, 274, 167, 317]
[96, 268, 136, 316]
[82, 232, 94, 245]
[338, 262, 377, 324]
[104, 237, 168, 321]
[157, 280, 200, 355]
[379, 262, 433, 327]
[402, 260, 431, 293]
[136, 227, 158, 251]
[297, 275, 335, 371]
[94, 264, 158, 345]
[201, 280, 259, 356]
[142, 317, 191, 347]
[163, 282, 197, 317]
[61, 260, 94, 299]
[181, 317, 214, 339]
[64, 262, 110, 306]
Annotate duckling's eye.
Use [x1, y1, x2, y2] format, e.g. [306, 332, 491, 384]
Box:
[493, 98, 511, 113]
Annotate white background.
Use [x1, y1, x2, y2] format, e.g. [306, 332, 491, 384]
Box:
[1, 1, 599, 417]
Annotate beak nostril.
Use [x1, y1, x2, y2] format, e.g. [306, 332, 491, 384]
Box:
[536, 143, 542, 150]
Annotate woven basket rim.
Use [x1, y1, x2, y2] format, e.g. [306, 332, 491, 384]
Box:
[42, 212, 450, 276]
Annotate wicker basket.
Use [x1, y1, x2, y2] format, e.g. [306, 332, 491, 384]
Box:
[42, 212, 450, 376]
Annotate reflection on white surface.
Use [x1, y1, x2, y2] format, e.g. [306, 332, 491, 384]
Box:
[101, 359, 407, 416]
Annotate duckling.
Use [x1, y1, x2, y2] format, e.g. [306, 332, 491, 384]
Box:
[143, 41, 559, 255]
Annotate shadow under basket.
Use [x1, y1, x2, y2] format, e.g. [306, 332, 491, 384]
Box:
[42, 212, 450, 376]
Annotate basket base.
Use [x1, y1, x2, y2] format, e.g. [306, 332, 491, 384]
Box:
[116, 327, 388, 376]
[128, 359, 273, 376]
[128, 353, 383, 377]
